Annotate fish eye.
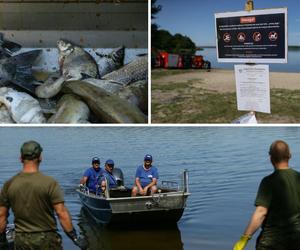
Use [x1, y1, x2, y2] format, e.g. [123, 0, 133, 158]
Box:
[6, 96, 13, 102]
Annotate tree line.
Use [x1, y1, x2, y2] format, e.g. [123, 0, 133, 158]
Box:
[151, 0, 196, 55]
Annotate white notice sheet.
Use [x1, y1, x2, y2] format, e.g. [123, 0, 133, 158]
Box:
[234, 64, 270, 113]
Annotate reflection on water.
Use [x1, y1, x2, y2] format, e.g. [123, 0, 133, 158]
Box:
[78, 207, 183, 250]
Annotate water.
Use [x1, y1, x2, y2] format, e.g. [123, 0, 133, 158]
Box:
[1, 127, 300, 249]
[198, 47, 300, 72]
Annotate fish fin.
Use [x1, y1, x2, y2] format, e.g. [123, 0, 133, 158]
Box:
[11, 50, 42, 66]
[2, 40, 22, 56]
[9, 79, 37, 95]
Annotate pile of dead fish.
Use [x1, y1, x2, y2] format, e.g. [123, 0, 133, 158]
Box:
[0, 35, 148, 123]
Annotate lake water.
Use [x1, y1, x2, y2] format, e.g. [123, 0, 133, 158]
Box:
[198, 47, 300, 72]
[1, 127, 300, 250]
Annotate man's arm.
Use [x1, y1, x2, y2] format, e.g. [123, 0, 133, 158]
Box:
[144, 178, 157, 190]
[53, 202, 73, 232]
[54, 203, 87, 249]
[80, 176, 88, 185]
[243, 206, 268, 236]
[135, 177, 144, 194]
[0, 206, 8, 233]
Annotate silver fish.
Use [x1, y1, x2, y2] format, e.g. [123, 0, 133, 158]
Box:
[48, 94, 90, 123]
[35, 39, 99, 98]
[102, 55, 147, 85]
[62, 80, 147, 123]
[97, 46, 125, 76]
[0, 87, 46, 123]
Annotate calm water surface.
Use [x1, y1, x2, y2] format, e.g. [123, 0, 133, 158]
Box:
[198, 48, 300, 72]
[1, 127, 300, 250]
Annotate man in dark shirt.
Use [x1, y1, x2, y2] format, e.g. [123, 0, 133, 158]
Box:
[0, 140, 86, 250]
[233, 140, 300, 250]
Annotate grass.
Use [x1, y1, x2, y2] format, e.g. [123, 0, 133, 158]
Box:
[152, 80, 300, 123]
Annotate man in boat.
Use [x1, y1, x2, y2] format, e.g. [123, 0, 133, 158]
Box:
[131, 154, 159, 196]
[80, 156, 104, 193]
[233, 140, 300, 250]
[100, 159, 118, 192]
[0, 140, 86, 250]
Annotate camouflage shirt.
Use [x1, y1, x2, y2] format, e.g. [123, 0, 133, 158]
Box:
[0, 171, 64, 233]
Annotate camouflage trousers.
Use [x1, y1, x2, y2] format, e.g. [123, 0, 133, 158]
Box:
[14, 231, 62, 250]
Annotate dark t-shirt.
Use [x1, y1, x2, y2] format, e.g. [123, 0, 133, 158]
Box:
[0, 171, 64, 233]
[255, 168, 300, 229]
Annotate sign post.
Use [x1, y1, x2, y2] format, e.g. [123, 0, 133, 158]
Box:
[214, 0, 288, 123]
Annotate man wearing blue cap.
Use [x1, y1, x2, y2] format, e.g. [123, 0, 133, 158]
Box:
[100, 159, 118, 192]
[80, 157, 104, 193]
[131, 154, 159, 197]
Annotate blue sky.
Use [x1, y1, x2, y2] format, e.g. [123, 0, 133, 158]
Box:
[154, 0, 300, 46]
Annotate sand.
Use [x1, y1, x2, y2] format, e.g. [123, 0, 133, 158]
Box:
[152, 69, 300, 93]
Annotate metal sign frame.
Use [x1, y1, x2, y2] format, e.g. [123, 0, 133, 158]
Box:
[215, 8, 288, 63]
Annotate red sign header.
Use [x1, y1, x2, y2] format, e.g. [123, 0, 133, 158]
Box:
[240, 17, 256, 23]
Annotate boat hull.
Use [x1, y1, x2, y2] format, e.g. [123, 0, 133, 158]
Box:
[77, 189, 189, 225]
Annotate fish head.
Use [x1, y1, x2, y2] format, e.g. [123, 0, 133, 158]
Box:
[57, 39, 74, 56]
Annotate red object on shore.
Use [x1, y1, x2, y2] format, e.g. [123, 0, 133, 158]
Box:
[155, 51, 210, 69]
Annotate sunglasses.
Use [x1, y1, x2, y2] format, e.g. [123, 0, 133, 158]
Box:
[107, 164, 114, 168]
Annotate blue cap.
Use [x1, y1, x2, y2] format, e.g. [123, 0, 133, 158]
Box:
[92, 157, 100, 164]
[105, 159, 114, 165]
[144, 154, 152, 161]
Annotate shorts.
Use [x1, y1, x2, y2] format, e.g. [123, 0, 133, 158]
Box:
[15, 231, 62, 250]
[256, 228, 300, 250]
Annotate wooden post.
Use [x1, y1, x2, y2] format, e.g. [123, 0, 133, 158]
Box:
[245, 0, 256, 118]
[245, 0, 254, 11]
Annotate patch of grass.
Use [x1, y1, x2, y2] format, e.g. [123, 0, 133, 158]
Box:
[152, 84, 300, 123]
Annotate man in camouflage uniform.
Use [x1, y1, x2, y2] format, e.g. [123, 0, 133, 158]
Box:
[0, 140, 86, 249]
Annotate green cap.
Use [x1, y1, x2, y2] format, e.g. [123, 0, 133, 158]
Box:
[21, 140, 43, 160]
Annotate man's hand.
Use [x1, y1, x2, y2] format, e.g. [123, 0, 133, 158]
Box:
[139, 189, 145, 195]
[233, 235, 251, 250]
[66, 228, 88, 250]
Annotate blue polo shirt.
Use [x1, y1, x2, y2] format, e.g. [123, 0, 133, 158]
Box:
[83, 167, 104, 192]
[135, 165, 159, 188]
[101, 170, 117, 188]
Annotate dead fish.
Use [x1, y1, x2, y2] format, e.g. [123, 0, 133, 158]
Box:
[96, 46, 125, 76]
[0, 50, 42, 94]
[36, 39, 99, 98]
[76, 78, 123, 94]
[62, 80, 147, 123]
[0, 87, 46, 123]
[117, 80, 148, 114]
[48, 94, 90, 123]
[0, 33, 22, 58]
[102, 55, 147, 85]
[0, 103, 15, 123]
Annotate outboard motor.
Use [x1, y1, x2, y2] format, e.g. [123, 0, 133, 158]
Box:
[112, 168, 124, 186]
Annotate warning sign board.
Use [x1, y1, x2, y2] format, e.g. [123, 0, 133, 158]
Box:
[215, 8, 287, 63]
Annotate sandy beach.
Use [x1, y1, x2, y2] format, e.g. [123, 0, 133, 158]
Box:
[152, 69, 300, 93]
